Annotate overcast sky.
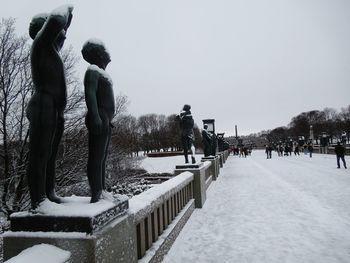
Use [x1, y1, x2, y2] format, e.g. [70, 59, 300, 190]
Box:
[1, 0, 350, 136]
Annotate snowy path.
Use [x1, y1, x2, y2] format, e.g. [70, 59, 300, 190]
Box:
[163, 151, 350, 263]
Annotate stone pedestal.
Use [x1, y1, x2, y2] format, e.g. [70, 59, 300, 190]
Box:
[4, 196, 133, 263]
[201, 156, 219, 180]
[174, 162, 211, 208]
[217, 153, 223, 168]
[10, 199, 129, 234]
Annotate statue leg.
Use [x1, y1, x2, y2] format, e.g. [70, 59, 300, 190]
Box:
[191, 144, 196, 164]
[182, 136, 189, 163]
[87, 128, 109, 203]
[46, 112, 64, 203]
[101, 126, 111, 190]
[26, 94, 56, 209]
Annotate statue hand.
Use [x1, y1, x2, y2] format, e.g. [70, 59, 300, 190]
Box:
[66, 6, 74, 29]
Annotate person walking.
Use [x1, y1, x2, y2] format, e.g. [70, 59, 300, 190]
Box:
[265, 145, 272, 159]
[308, 142, 313, 158]
[335, 142, 347, 169]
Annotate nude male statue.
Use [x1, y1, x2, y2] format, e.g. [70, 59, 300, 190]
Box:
[26, 5, 73, 209]
[177, 104, 196, 164]
[202, 124, 212, 157]
[81, 39, 115, 203]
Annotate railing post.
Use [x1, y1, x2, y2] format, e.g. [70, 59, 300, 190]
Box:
[174, 162, 211, 208]
[201, 157, 219, 180]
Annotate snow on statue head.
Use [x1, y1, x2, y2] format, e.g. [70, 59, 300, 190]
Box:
[29, 13, 48, 40]
[81, 38, 111, 66]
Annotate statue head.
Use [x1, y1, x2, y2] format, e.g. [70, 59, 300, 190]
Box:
[204, 124, 208, 130]
[29, 13, 48, 40]
[82, 39, 111, 68]
[183, 104, 191, 111]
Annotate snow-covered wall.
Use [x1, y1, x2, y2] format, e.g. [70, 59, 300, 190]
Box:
[129, 172, 194, 223]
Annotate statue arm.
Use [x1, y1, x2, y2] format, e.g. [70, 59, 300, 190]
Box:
[84, 69, 102, 133]
[40, 5, 73, 43]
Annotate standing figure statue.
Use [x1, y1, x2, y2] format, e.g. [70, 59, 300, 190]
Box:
[202, 124, 212, 157]
[177, 104, 196, 164]
[26, 5, 73, 209]
[82, 39, 115, 203]
[211, 132, 217, 156]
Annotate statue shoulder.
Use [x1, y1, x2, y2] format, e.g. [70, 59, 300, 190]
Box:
[86, 65, 113, 85]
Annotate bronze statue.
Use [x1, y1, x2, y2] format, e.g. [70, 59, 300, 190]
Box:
[211, 132, 217, 156]
[202, 124, 212, 157]
[177, 104, 196, 164]
[26, 5, 73, 209]
[82, 39, 115, 203]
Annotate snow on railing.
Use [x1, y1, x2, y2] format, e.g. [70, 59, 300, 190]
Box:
[4, 244, 71, 263]
[128, 172, 194, 260]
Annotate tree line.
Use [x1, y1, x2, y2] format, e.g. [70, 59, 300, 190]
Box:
[253, 107, 350, 144]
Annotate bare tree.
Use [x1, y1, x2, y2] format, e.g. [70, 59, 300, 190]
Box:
[0, 18, 31, 213]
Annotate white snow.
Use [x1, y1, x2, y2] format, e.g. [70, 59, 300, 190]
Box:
[140, 154, 204, 174]
[51, 4, 73, 16]
[3, 231, 90, 239]
[31, 13, 48, 20]
[163, 150, 350, 263]
[83, 38, 107, 49]
[4, 244, 70, 263]
[11, 194, 127, 218]
[83, 38, 111, 55]
[129, 172, 193, 221]
[87, 64, 113, 84]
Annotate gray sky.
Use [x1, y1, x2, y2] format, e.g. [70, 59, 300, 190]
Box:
[1, 0, 350, 136]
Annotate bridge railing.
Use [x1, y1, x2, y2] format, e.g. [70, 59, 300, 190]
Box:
[128, 172, 194, 260]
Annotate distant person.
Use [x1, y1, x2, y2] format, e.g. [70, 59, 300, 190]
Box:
[335, 142, 347, 169]
[265, 145, 272, 159]
[294, 144, 300, 156]
[243, 146, 248, 158]
[308, 142, 313, 158]
[284, 145, 289, 156]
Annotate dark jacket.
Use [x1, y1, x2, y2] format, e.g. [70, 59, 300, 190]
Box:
[335, 145, 346, 156]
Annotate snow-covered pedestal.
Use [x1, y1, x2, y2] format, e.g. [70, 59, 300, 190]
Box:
[4, 196, 134, 263]
[10, 196, 129, 233]
[174, 162, 211, 208]
[201, 156, 219, 180]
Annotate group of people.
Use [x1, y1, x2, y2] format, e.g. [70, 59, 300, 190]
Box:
[231, 146, 252, 158]
[265, 141, 314, 159]
[265, 141, 347, 169]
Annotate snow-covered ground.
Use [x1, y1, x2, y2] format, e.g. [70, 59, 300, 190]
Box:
[163, 150, 350, 263]
[140, 154, 204, 174]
